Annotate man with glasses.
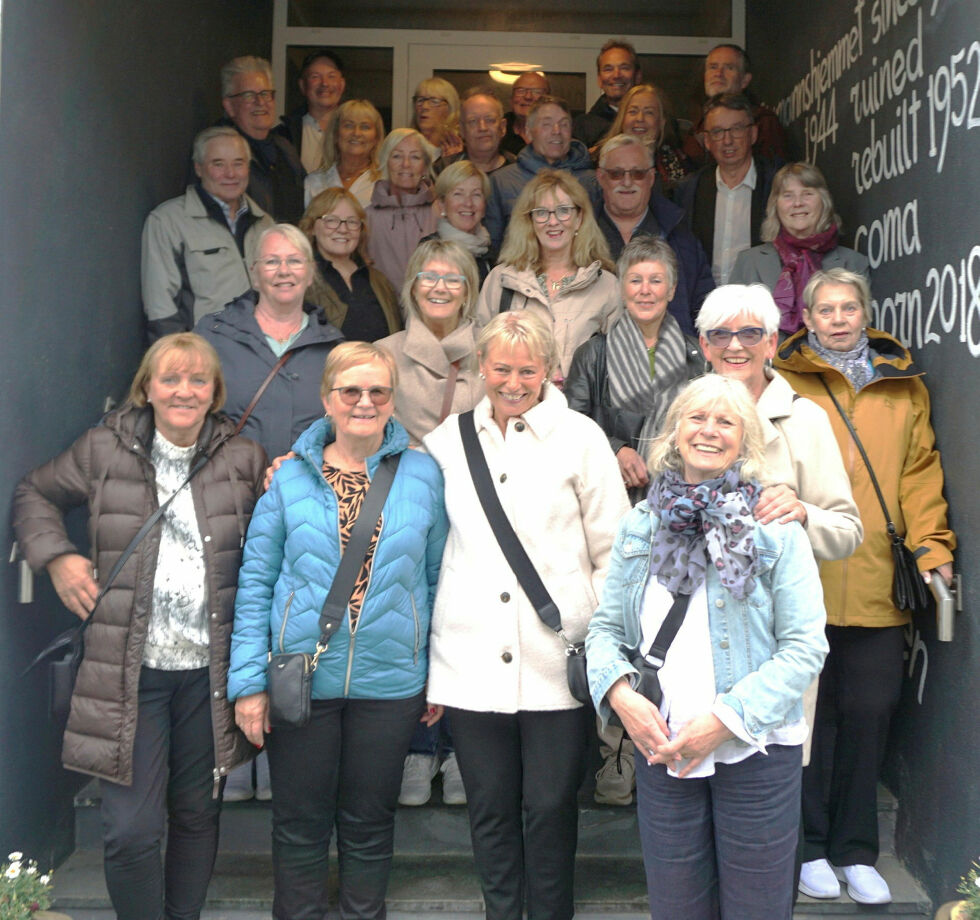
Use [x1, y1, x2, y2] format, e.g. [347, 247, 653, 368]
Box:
[595, 135, 713, 334]
[502, 71, 551, 156]
[277, 49, 346, 174]
[674, 94, 778, 286]
[143, 127, 274, 342]
[219, 55, 305, 223]
[573, 39, 641, 147]
[436, 87, 515, 175]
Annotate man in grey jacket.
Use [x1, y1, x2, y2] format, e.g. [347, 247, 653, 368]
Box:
[141, 127, 273, 343]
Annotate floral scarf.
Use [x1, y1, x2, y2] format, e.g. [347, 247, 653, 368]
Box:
[772, 224, 840, 335]
[647, 465, 760, 600]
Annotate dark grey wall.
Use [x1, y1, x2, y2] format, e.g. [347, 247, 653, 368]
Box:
[0, 0, 272, 862]
[748, 0, 980, 905]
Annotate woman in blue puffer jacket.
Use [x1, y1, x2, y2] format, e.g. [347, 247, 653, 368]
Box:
[228, 341, 448, 920]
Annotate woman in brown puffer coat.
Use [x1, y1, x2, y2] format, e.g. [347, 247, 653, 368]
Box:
[13, 333, 266, 920]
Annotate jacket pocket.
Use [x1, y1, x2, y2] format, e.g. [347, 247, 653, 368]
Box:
[277, 591, 295, 654]
[410, 593, 421, 665]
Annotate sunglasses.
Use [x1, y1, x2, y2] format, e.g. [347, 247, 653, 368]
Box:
[703, 326, 766, 347]
[329, 386, 393, 406]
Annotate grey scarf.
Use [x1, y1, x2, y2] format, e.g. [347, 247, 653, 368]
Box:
[807, 330, 874, 390]
[436, 216, 490, 256]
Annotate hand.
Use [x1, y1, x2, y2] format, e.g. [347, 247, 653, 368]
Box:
[617, 446, 650, 491]
[755, 484, 807, 526]
[263, 451, 297, 491]
[607, 678, 670, 766]
[922, 562, 954, 587]
[421, 703, 444, 726]
[47, 553, 99, 620]
[235, 692, 270, 747]
[657, 712, 735, 778]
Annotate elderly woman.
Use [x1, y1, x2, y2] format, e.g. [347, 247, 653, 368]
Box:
[229, 342, 448, 920]
[476, 169, 620, 385]
[586, 374, 829, 919]
[597, 84, 694, 189]
[774, 269, 955, 906]
[411, 76, 463, 158]
[730, 163, 870, 336]
[304, 99, 384, 208]
[299, 187, 401, 341]
[424, 311, 628, 920]
[366, 128, 440, 290]
[13, 334, 266, 920]
[420, 160, 496, 283]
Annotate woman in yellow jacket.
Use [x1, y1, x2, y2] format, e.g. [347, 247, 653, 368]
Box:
[774, 268, 955, 906]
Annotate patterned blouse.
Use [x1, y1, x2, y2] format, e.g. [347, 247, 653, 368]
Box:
[322, 463, 382, 630]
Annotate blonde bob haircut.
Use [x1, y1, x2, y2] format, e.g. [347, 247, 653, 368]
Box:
[129, 333, 226, 412]
[320, 99, 384, 175]
[378, 128, 439, 185]
[803, 268, 873, 325]
[601, 84, 668, 149]
[647, 375, 768, 483]
[499, 170, 614, 274]
[298, 187, 371, 264]
[320, 341, 400, 400]
[433, 159, 491, 204]
[476, 310, 559, 380]
[761, 162, 842, 242]
[401, 239, 480, 324]
[411, 77, 461, 136]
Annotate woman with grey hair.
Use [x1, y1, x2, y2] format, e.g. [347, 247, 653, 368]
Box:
[730, 162, 869, 335]
[366, 128, 440, 289]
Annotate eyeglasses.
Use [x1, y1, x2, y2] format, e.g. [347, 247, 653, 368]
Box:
[463, 115, 500, 129]
[601, 166, 651, 181]
[330, 386, 394, 406]
[413, 95, 448, 108]
[528, 205, 579, 224]
[255, 256, 308, 271]
[226, 89, 276, 104]
[513, 87, 546, 99]
[415, 271, 467, 290]
[703, 326, 766, 347]
[703, 123, 753, 141]
[318, 215, 362, 231]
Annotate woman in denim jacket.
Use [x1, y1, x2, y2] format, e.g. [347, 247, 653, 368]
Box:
[586, 374, 828, 920]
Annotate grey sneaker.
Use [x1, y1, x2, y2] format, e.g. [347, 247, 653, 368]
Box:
[594, 750, 635, 805]
[255, 750, 272, 801]
[440, 753, 467, 805]
[223, 762, 254, 802]
[398, 753, 439, 806]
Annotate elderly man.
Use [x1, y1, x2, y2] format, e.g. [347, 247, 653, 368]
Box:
[436, 87, 515, 175]
[142, 126, 273, 342]
[220, 55, 305, 223]
[278, 48, 345, 173]
[682, 44, 787, 165]
[573, 39, 641, 147]
[486, 95, 597, 247]
[501, 71, 550, 156]
[596, 135, 713, 334]
[674, 94, 778, 286]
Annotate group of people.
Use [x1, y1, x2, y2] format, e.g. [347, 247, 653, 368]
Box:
[13, 33, 957, 920]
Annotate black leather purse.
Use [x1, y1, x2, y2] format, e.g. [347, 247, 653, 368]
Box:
[266, 453, 401, 728]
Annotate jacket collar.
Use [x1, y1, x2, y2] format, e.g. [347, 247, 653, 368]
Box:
[516, 139, 593, 174]
[498, 260, 604, 303]
[402, 317, 476, 372]
[203, 291, 345, 350]
[292, 415, 409, 479]
[776, 326, 924, 382]
[473, 380, 568, 442]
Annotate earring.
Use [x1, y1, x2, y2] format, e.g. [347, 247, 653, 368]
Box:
[479, 372, 485, 379]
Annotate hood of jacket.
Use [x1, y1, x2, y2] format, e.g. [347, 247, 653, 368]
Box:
[494, 260, 606, 304]
[204, 289, 345, 351]
[369, 179, 434, 210]
[515, 139, 594, 176]
[776, 325, 923, 384]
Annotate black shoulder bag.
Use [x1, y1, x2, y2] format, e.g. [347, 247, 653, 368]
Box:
[266, 453, 401, 728]
[818, 377, 930, 615]
[621, 591, 692, 712]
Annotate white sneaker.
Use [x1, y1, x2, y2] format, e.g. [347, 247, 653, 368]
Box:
[440, 753, 467, 805]
[798, 858, 840, 899]
[838, 864, 892, 904]
[398, 753, 439, 806]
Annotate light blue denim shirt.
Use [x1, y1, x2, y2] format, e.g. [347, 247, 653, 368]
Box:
[586, 500, 829, 742]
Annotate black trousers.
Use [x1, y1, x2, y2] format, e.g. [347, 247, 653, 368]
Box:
[265, 692, 424, 920]
[802, 625, 906, 866]
[448, 706, 588, 920]
[100, 666, 220, 920]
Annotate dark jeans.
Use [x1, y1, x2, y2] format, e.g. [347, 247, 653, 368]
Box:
[265, 692, 424, 920]
[802, 624, 905, 866]
[636, 744, 802, 920]
[407, 712, 454, 756]
[448, 706, 588, 920]
[100, 666, 220, 920]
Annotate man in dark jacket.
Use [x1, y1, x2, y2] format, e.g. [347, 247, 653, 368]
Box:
[572, 39, 641, 147]
[220, 55, 306, 224]
[277, 48, 345, 174]
[596, 135, 713, 335]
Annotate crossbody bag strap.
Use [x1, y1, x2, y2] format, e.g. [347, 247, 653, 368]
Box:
[643, 591, 691, 667]
[499, 287, 515, 313]
[233, 350, 295, 436]
[312, 453, 402, 658]
[438, 360, 461, 424]
[458, 411, 567, 641]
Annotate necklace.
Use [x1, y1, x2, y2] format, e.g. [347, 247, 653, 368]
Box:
[255, 306, 303, 343]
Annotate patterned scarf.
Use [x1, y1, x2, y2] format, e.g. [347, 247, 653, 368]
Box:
[807, 329, 874, 390]
[772, 224, 840, 335]
[607, 311, 691, 451]
[436, 216, 490, 257]
[647, 465, 760, 600]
